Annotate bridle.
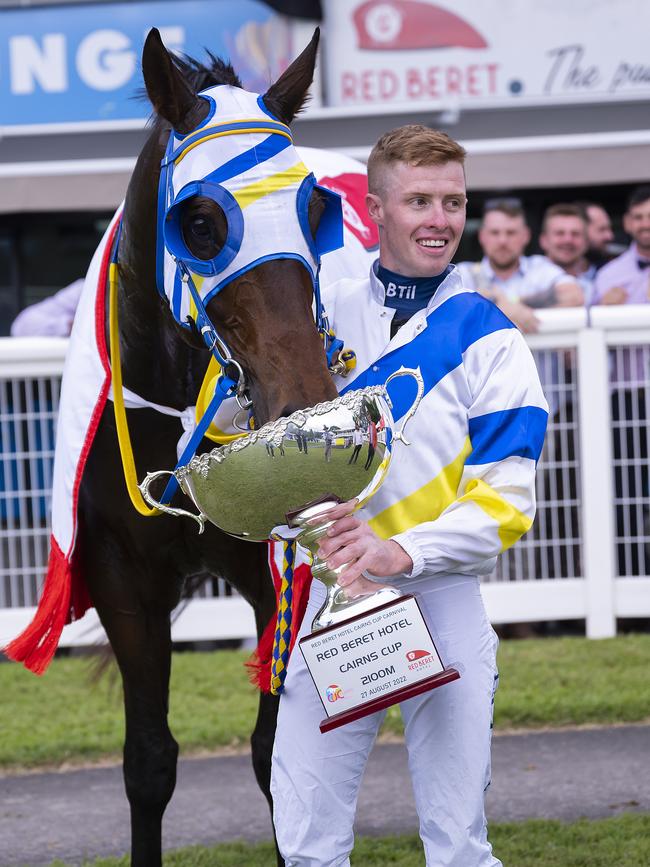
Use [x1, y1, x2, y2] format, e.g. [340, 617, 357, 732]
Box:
[112, 85, 353, 511]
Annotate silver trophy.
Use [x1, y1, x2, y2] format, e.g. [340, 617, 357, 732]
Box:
[140, 368, 423, 629]
[140, 366, 460, 730]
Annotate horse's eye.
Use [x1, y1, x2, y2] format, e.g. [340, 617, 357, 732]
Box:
[181, 196, 227, 261]
[308, 188, 326, 241]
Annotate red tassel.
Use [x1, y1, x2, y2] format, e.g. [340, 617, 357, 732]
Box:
[245, 563, 312, 692]
[3, 537, 72, 675]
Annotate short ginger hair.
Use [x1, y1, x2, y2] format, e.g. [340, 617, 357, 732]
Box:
[367, 125, 466, 195]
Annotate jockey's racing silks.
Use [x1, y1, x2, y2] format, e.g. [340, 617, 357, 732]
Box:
[156, 85, 344, 331]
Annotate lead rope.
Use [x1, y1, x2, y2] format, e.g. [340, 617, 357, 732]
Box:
[269, 537, 297, 695]
[109, 228, 161, 517]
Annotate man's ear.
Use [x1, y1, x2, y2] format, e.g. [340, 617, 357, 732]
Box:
[538, 231, 549, 255]
[522, 225, 532, 247]
[623, 212, 632, 236]
[366, 192, 383, 226]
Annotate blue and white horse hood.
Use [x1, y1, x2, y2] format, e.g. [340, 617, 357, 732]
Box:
[157, 84, 344, 328]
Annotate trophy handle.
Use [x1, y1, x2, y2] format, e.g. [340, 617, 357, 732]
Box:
[384, 366, 424, 445]
[138, 469, 207, 533]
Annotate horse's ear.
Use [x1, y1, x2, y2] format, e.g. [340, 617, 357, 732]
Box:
[262, 27, 320, 125]
[142, 28, 201, 132]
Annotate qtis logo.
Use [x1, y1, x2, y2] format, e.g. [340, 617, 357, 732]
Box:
[326, 684, 345, 703]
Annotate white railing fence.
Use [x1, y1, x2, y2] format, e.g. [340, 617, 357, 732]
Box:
[2, 309, 650, 648]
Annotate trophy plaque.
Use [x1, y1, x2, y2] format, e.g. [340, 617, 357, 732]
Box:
[299, 594, 459, 732]
[140, 366, 461, 731]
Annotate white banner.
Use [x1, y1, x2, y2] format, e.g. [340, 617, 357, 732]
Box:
[323, 0, 650, 109]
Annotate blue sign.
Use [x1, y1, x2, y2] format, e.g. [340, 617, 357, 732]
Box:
[0, 0, 288, 127]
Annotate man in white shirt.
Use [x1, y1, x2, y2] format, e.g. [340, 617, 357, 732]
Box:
[456, 201, 583, 332]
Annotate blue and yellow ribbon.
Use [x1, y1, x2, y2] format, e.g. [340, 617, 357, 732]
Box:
[270, 539, 296, 695]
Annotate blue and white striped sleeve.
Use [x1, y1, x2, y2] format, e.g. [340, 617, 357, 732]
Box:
[391, 328, 548, 578]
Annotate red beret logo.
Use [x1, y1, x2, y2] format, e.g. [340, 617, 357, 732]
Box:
[406, 649, 431, 661]
[354, 0, 488, 51]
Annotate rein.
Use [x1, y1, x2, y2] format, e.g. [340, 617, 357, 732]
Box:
[109, 241, 160, 517]
[109, 223, 243, 516]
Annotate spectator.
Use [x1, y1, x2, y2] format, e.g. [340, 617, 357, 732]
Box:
[348, 425, 363, 464]
[593, 185, 650, 575]
[574, 200, 617, 268]
[456, 200, 583, 333]
[364, 419, 377, 470]
[323, 426, 333, 463]
[10, 279, 84, 337]
[539, 203, 596, 304]
[593, 185, 650, 306]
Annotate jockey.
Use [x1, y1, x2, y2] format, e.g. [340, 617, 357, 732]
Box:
[270, 125, 548, 867]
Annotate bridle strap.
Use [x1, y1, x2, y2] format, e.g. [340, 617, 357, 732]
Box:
[109, 219, 240, 513]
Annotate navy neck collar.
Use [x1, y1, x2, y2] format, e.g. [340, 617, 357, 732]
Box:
[377, 264, 451, 317]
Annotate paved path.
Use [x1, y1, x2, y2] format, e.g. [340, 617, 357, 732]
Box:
[1, 725, 649, 866]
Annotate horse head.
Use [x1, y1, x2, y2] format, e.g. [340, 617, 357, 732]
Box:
[119, 27, 340, 429]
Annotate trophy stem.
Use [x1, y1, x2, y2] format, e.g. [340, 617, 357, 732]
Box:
[291, 500, 401, 632]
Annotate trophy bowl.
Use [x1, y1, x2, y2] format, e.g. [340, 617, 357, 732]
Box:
[140, 367, 424, 630]
[141, 384, 398, 541]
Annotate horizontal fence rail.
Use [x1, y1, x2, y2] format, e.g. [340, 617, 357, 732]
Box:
[2, 308, 650, 648]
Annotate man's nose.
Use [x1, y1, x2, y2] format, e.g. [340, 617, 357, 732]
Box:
[425, 203, 447, 228]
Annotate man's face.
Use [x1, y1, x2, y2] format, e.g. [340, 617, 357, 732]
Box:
[624, 198, 650, 256]
[586, 205, 614, 252]
[478, 210, 530, 271]
[540, 215, 588, 269]
[366, 160, 466, 278]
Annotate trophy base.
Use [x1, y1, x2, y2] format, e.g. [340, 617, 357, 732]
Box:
[299, 594, 461, 734]
[319, 666, 460, 733]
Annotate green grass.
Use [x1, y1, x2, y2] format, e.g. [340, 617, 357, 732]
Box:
[44, 815, 650, 866]
[1, 634, 649, 770]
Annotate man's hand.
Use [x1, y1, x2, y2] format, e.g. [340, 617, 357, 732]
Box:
[600, 285, 627, 305]
[555, 280, 584, 307]
[314, 500, 413, 598]
[496, 298, 539, 333]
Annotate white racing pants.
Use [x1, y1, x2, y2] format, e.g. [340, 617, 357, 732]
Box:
[270, 573, 502, 867]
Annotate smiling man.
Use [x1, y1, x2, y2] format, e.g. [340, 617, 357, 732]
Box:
[271, 125, 548, 867]
[593, 185, 650, 306]
[539, 203, 595, 304]
[457, 200, 584, 333]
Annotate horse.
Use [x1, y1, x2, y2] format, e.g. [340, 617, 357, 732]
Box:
[7, 27, 363, 866]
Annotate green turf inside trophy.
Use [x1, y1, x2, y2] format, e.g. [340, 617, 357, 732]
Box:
[140, 366, 459, 732]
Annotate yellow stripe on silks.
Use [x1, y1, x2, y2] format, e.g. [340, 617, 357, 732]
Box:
[233, 162, 309, 209]
[457, 478, 533, 551]
[368, 437, 472, 539]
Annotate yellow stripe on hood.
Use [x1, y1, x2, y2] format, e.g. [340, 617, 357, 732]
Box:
[233, 162, 309, 209]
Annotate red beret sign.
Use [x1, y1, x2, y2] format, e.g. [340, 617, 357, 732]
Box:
[323, 0, 650, 109]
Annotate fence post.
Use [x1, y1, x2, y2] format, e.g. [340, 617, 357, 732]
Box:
[577, 326, 616, 638]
